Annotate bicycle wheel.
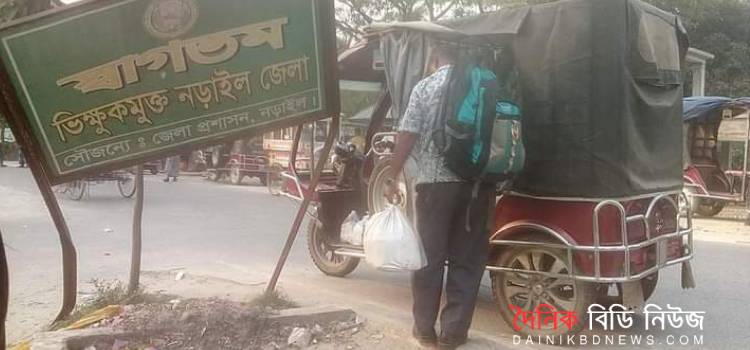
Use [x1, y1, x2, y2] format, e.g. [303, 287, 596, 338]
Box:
[117, 174, 136, 198]
[67, 181, 86, 201]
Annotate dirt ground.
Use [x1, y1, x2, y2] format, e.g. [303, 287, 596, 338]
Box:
[711, 204, 750, 222]
[75, 298, 407, 350]
[692, 204, 750, 244]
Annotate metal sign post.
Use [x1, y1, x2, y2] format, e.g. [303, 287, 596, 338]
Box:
[266, 116, 339, 294]
[0, 62, 78, 321]
[24, 158, 78, 322]
[1, 227, 9, 350]
[128, 165, 144, 294]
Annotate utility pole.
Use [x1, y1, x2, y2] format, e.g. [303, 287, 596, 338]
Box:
[0, 123, 5, 167]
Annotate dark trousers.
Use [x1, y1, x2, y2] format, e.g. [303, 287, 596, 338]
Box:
[412, 182, 493, 340]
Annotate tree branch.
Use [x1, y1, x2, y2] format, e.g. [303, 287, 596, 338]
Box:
[336, 20, 365, 37]
[434, 0, 459, 20]
[425, 0, 436, 21]
[340, 0, 373, 24]
[476, 0, 486, 14]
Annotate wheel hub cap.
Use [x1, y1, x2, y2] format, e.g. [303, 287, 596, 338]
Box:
[532, 284, 544, 296]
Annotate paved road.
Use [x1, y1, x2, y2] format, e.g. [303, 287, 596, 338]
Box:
[1, 165, 749, 348]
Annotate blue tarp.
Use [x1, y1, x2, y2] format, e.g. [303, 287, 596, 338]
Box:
[683, 97, 750, 122]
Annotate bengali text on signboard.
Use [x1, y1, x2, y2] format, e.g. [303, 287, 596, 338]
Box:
[0, 0, 338, 183]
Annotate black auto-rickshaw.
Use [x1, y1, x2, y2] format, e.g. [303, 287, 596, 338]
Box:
[278, 0, 695, 336]
[682, 97, 750, 217]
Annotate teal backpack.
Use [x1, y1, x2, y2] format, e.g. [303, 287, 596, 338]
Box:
[439, 63, 525, 183]
[485, 100, 525, 181]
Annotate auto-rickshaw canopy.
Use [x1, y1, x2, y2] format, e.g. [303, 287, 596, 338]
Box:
[341, 0, 689, 198]
[683, 97, 750, 123]
[682, 97, 750, 168]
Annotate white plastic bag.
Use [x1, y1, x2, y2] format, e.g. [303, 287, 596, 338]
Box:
[340, 211, 360, 245]
[352, 214, 368, 245]
[341, 211, 368, 246]
[364, 205, 427, 271]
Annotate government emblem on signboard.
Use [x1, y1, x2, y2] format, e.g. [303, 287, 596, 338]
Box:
[0, 0, 338, 184]
[144, 0, 199, 40]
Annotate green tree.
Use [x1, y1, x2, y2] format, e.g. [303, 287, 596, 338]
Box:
[0, 0, 61, 22]
[335, 0, 537, 46]
[646, 0, 750, 97]
[492, 0, 750, 97]
[336, 0, 457, 46]
[336, 0, 750, 97]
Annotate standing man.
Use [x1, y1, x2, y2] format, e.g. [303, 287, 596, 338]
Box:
[163, 155, 180, 182]
[17, 145, 25, 168]
[385, 45, 494, 349]
[0, 130, 5, 167]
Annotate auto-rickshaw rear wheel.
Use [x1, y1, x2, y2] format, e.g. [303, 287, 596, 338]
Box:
[490, 235, 595, 336]
[695, 172, 730, 217]
[266, 163, 284, 196]
[307, 216, 360, 277]
[695, 199, 726, 217]
[207, 170, 221, 182]
[680, 189, 700, 216]
[229, 165, 243, 185]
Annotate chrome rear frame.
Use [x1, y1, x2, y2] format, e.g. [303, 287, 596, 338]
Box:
[486, 192, 694, 283]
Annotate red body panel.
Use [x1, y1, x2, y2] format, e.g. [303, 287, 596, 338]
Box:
[683, 165, 708, 195]
[229, 153, 269, 173]
[493, 194, 684, 279]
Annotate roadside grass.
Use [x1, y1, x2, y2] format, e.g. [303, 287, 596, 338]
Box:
[247, 289, 298, 310]
[49, 279, 172, 331]
[47, 281, 298, 331]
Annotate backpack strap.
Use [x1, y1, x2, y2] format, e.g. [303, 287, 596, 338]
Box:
[463, 180, 484, 232]
[431, 65, 458, 153]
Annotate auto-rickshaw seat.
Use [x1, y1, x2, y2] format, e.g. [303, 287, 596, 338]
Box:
[295, 172, 339, 194]
[317, 189, 365, 236]
[314, 183, 339, 192]
[691, 158, 718, 167]
[689, 123, 718, 160]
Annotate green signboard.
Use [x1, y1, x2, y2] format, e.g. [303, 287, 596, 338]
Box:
[0, 0, 339, 184]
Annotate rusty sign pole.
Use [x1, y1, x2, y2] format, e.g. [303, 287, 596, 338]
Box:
[266, 115, 339, 294]
[743, 116, 750, 226]
[128, 166, 145, 294]
[1, 133, 78, 324]
[1, 227, 9, 350]
[25, 151, 78, 322]
[0, 64, 78, 322]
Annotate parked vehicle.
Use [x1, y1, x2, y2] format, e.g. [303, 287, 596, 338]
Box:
[280, 0, 695, 337]
[142, 160, 161, 175]
[266, 122, 340, 199]
[682, 97, 750, 216]
[59, 169, 136, 201]
[266, 121, 342, 196]
[204, 138, 270, 185]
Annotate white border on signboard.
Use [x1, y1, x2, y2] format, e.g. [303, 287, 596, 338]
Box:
[2, 0, 325, 176]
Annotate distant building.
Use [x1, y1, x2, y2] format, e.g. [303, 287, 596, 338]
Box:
[686, 47, 715, 97]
